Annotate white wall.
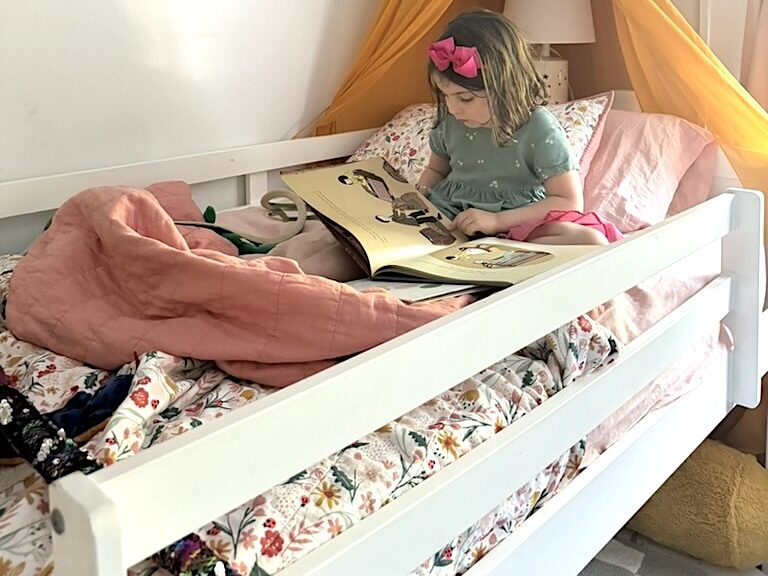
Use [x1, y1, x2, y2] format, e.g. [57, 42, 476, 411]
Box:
[672, 0, 748, 77]
[0, 1, 378, 253]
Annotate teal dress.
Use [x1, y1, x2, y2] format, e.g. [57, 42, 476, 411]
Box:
[427, 107, 577, 218]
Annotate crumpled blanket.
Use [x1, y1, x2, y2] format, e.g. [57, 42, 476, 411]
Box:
[0, 250, 621, 576]
[5, 182, 469, 387]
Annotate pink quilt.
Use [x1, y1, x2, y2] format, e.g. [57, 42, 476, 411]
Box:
[5, 182, 468, 387]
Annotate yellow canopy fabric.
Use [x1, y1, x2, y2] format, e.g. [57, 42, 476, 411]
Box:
[612, 0, 768, 236]
[308, 0, 503, 136]
[311, 0, 452, 136]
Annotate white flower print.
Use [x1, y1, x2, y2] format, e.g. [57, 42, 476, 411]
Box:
[545, 137, 554, 144]
[456, 159, 464, 167]
[530, 143, 536, 149]
[514, 160, 522, 168]
[466, 131, 477, 141]
[489, 180, 500, 188]
[476, 159, 485, 164]
[36, 437, 55, 463]
[0, 399, 12, 425]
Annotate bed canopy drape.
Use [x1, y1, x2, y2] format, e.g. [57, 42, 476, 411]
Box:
[310, 0, 767, 238]
[310, 0, 452, 136]
[308, 0, 503, 136]
[611, 0, 768, 240]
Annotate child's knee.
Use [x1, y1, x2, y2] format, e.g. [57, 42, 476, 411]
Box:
[576, 227, 609, 245]
[530, 222, 609, 245]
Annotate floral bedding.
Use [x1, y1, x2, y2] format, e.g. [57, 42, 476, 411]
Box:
[0, 254, 620, 576]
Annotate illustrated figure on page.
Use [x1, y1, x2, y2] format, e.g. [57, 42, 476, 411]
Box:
[443, 243, 550, 268]
[375, 192, 456, 245]
[338, 169, 394, 202]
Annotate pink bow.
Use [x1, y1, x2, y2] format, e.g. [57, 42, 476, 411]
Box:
[428, 37, 480, 78]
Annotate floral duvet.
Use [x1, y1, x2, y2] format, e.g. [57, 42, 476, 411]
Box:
[0, 254, 620, 576]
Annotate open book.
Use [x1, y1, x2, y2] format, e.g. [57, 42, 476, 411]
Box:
[282, 157, 598, 287]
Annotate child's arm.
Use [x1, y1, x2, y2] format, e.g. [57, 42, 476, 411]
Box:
[451, 171, 582, 236]
[415, 154, 450, 195]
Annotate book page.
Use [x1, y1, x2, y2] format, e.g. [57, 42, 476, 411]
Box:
[345, 278, 485, 303]
[378, 238, 599, 286]
[282, 157, 467, 274]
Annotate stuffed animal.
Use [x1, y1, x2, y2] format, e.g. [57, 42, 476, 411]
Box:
[628, 439, 768, 569]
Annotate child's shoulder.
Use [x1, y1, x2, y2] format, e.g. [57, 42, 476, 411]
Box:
[525, 107, 560, 128]
[518, 107, 565, 138]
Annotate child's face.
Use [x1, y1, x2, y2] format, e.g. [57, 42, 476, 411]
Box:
[432, 74, 491, 128]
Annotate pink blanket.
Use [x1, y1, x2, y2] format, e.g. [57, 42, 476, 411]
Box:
[6, 182, 468, 387]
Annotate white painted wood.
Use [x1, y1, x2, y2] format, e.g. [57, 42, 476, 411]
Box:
[723, 190, 764, 407]
[49, 190, 762, 574]
[0, 129, 375, 220]
[276, 279, 733, 576]
[48, 472, 124, 575]
[0, 0, 379, 182]
[468, 353, 731, 576]
[244, 172, 270, 206]
[612, 89, 641, 112]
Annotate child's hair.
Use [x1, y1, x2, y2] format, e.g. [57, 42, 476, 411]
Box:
[428, 10, 548, 144]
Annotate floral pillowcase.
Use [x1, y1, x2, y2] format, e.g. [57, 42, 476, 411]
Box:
[348, 92, 614, 186]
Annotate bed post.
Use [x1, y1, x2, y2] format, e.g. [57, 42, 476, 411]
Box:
[722, 188, 764, 408]
[48, 472, 124, 575]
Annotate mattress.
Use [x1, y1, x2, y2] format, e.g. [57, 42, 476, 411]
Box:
[0, 249, 728, 576]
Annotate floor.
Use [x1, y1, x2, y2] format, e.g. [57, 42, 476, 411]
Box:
[581, 530, 765, 576]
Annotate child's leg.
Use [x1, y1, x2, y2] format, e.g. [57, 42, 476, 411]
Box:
[527, 222, 609, 245]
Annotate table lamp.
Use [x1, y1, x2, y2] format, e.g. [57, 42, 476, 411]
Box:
[503, 0, 595, 104]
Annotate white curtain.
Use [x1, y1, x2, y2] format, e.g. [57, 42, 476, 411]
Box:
[741, 0, 768, 109]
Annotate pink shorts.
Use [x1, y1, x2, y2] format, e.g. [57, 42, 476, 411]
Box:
[505, 210, 623, 243]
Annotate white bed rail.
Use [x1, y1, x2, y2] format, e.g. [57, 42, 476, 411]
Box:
[0, 129, 376, 220]
[48, 188, 763, 575]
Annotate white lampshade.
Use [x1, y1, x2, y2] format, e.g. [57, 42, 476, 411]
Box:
[503, 1, 595, 104]
[503, 0, 595, 45]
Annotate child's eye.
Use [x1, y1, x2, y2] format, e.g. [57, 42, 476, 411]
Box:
[459, 96, 474, 103]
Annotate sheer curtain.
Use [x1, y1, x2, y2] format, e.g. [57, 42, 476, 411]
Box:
[742, 0, 768, 110]
[612, 0, 768, 240]
[309, 0, 452, 136]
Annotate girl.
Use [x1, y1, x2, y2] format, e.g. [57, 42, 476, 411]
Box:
[416, 10, 620, 245]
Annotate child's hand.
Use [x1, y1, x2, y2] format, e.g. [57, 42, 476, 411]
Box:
[451, 209, 502, 236]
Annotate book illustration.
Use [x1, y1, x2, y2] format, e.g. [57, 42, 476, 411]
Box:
[440, 243, 552, 269]
[281, 157, 599, 286]
[337, 166, 456, 247]
[338, 168, 395, 202]
[375, 192, 456, 246]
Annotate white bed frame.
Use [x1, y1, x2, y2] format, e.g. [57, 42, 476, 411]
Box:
[0, 93, 765, 575]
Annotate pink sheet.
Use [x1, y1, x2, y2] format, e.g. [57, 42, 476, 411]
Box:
[584, 250, 728, 465]
[5, 182, 469, 387]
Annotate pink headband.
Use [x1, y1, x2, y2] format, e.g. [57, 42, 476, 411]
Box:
[428, 37, 481, 78]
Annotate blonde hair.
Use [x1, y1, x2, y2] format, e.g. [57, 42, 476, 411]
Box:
[428, 10, 548, 145]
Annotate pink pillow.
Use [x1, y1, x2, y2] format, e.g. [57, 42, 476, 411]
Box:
[666, 141, 718, 216]
[584, 110, 715, 233]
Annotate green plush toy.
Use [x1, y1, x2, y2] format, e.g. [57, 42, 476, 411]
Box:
[201, 206, 273, 255]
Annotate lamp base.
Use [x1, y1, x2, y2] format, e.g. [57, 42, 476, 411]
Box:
[534, 57, 569, 105]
